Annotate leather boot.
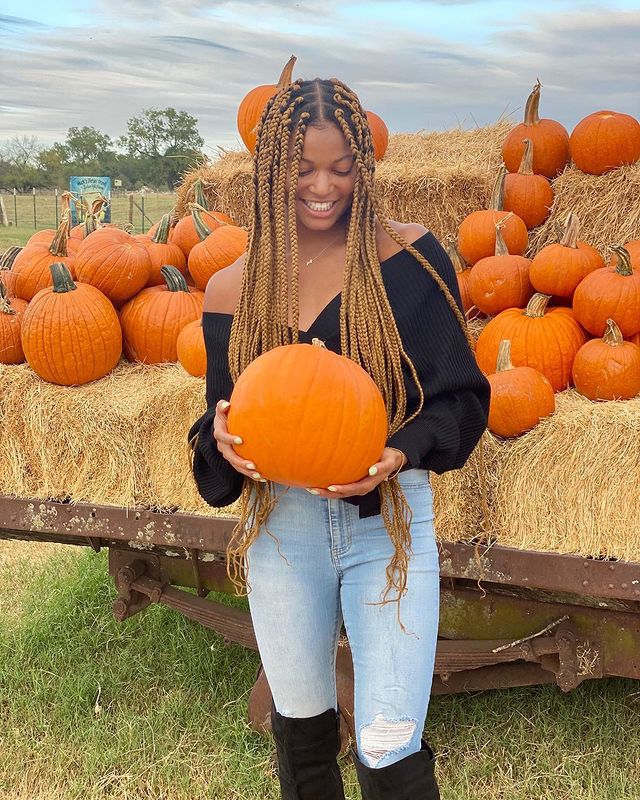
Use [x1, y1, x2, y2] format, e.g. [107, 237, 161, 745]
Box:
[351, 740, 440, 799]
[270, 698, 346, 800]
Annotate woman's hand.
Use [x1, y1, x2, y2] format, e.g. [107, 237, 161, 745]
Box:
[306, 447, 407, 499]
[212, 400, 266, 482]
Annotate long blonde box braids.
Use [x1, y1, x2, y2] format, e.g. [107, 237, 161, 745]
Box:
[226, 78, 473, 632]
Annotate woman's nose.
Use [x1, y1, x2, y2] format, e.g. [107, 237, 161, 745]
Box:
[307, 171, 332, 195]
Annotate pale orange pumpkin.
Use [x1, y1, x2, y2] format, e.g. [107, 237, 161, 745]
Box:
[487, 339, 555, 437]
[502, 80, 570, 178]
[237, 55, 297, 153]
[529, 212, 604, 298]
[458, 166, 528, 265]
[503, 138, 554, 229]
[0, 281, 27, 364]
[570, 110, 640, 175]
[187, 207, 248, 290]
[572, 319, 640, 400]
[227, 338, 388, 488]
[177, 319, 207, 377]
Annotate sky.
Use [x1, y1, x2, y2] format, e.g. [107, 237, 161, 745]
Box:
[1, 0, 639, 159]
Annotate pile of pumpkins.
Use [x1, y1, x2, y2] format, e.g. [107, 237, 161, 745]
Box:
[0, 184, 245, 385]
[453, 81, 640, 438]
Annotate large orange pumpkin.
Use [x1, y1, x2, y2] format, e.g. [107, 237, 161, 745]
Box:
[502, 80, 570, 178]
[75, 234, 151, 307]
[366, 110, 389, 161]
[475, 293, 587, 391]
[120, 265, 204, 364]
[570, 110, 640, 175]
[20, 262, 122, 385]
[487, 339, 555, 437]
[572, 246, 640, 337]
[137, 213, 187, 287]
[0, 281, 27, 365]
[187, 208, 248, 290]
[237, 55, 297, 153]
[529, 212, 604, 297]
[177, 319, 207, 377]
[227, 338, 388, 488]
[573, 319, 640, 401]
[457, 166, 528, 265]
[503, 138, 554, 229]
[12, 216, 76, 301]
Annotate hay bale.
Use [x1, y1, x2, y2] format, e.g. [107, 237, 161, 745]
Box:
[1, 361, 639, 561]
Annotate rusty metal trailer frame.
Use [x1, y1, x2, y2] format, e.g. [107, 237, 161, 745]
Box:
[2, 495, 639, 740]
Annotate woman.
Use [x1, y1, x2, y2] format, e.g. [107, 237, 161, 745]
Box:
[189, 76, 490, 800]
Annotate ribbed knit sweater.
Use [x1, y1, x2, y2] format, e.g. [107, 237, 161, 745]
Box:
[188, 232, 490, 517]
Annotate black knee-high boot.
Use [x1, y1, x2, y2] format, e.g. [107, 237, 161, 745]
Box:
[351, 740, 440, 799]
[270, 699, 346, 800]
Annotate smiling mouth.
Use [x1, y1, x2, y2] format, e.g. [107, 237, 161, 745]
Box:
[302, 200, 338, 212]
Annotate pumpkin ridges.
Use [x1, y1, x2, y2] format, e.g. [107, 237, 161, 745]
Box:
[572, 319, 640, 400]
[570, 110, 640, 175]
[503, 139, 555, 229]
[177, 319, 206, 377]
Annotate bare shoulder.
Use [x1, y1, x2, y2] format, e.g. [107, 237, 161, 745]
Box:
[203, 254, 245, 315]
[375, 220, 430, 262]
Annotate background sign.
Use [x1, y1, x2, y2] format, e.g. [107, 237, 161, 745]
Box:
[69, 176, 112, 224]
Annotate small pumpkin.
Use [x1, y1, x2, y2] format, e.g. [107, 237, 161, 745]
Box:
[237, 55, 297, 153]
[172, 180, 235, 258]
[445, 237, 482, 320]
[120, 265, 204, 364]
[503, 139, 554, 229]
[75, 231, 152, 307]
[0, 281, 28, 365]
[457, 166, 528, 265]
[187, 207, 248, 290]
[529, 212, 604, 298]
[366, 111, 389, 161]
[570, 110, 640, 175]
[502, 80, 570, 178]
[137, 213, 187, 287]
[572, 246, 640, 337]
[487, 339, 555, 437]
[20, 262, 122, 385]
[468, 220, 533, 316]
[227, 337, 388, 488]
[572, 319, 640, 401]
[177, 319, 207, 377]
[475, 293, 587, 392]
[11, 216, 76, 301]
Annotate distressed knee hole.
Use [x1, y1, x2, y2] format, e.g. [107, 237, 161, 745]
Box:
[360, 714, 417, 767]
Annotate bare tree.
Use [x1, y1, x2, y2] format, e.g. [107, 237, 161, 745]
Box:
[1, 135, 42, 168]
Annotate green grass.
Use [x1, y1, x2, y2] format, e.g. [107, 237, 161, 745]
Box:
[1, 547, 638, 800]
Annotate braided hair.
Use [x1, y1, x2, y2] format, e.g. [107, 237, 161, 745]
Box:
[226, 77, 471, 630]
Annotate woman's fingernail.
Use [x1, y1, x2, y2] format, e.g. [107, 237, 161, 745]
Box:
[252, 472, 262, 480]
[245, 462, 255, 470]
[306, 488, 319, 495]
[220, 400, 230, 410]
[328, 486, 338, 492]
[368, 466, 378, 476]
[234, 437, 243, 445]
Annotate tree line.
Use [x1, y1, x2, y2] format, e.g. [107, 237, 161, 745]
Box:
[0, 108, 205, 192]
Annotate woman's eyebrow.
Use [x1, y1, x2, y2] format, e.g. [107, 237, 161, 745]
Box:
[299, 153, 354, 164]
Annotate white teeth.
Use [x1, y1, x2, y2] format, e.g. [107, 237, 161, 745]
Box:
[304, 200, 335, 212]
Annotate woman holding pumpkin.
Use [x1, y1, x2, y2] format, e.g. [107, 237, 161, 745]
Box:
[189, 76, 489, 800]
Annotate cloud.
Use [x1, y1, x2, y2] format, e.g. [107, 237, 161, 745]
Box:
[154, 35, 243, 53]
[0, 14, 47, 30]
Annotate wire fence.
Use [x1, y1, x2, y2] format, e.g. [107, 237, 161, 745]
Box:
[0, 190, 176, 235]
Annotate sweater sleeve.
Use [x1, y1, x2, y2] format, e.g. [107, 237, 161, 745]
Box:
[187, 312, 244, 508]
[385, 233, 490, 473]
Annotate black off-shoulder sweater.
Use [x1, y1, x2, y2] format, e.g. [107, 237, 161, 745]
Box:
[188, 232, 490, 518]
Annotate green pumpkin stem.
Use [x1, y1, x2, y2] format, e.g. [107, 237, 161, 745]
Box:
[559, 212, 580, 249]
[610, 245, 633, 277]
[48, 213, 70, 258]
[524, 292, 552, 318]
[517, 138, 535, 176]
[193, 179, 209, 211]
[523, 79, 542, 126]
[603, 319, 624, 347]
[190, 204, 213, 242]
[160, 264, 190, 292]
[496, 340, 514, 372]
[0, 245, 22, 270]
[50, 262, 77, 293]
[152, 213, 172, 245]
[489, 165, 507, 211]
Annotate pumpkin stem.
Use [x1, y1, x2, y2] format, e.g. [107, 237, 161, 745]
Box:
[445, 236, 468, 274]
[524, 292, 552, 318]
[311, 337, 327, 349]
[559, 212, 580, 248]
[160, 264, 190, 293]
[83, 195, 108, 235]
[494, 216, 512, 256]
[189, 204, 213, 242]
[193, 179, 210, 211]
[0, 245, 22, 270]
[152, 213, 172, 245]
[48, 212, 71, 258]
[495, 340, 514, 372]
[517, 138, 535, 176]
[523, 79, 542, 126]
[277, 55, 297, 89]
[50, 262, 77, 293]
[610, 245, 633, 277]
[489, 165, 507, 211]
[603, 318, 624, 347]
[0, 279, 16, 315]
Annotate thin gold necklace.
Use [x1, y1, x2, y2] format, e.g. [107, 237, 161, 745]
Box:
[301, 233, 343, 267]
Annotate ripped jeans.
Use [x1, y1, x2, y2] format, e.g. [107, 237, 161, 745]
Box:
[245, 468, 440, 768]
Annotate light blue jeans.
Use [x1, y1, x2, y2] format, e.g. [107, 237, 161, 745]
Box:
[245, 468, 440, 768]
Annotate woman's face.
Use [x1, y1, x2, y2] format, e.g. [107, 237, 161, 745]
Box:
[291, 123, 357, 233]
